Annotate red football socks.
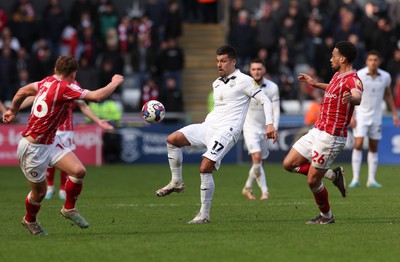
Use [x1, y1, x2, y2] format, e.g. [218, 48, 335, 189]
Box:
[46, 167, 56, 186]
[295, 162, 311, 175]
[24, 194, 41, 222]
[312, 185, 330, 214]
[64, 178, 83, 210]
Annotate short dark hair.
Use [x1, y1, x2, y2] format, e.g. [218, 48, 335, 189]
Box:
[216, 45, 237, 60]
[335, 41, 357, 64]
[250, 58, 265, 67]
[55, 56, 79, 76]
[366, 50, 382, 59]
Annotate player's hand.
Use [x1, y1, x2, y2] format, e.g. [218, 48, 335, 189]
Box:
[393, 115, 400, 128]
[98, 119, 114, 130]
[350, 117, 356, 128]
[265, 124, 278, 144]
[342, 91, 353, 104]
[298, 73, 316, 86]
[2, 109, 16, 124]
[111, 74, 124, 86]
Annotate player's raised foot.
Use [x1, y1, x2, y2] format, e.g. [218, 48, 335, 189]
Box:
[242, 187, 256, 200]
[332, 167, 347, 198]
[45, 186, 55, 199]
[306, 215, 335, 225]
[59, 190, 66, 200]
[260, 191, 270, 201]
[367, 181, 382, 188]
[187, 213, 210, 224]
[348, 181, 360, 188]
[60, 208, 89, 228]
[21, 218, 48, 236]
[156, 180, 185, 197]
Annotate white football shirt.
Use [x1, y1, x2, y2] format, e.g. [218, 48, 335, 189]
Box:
[243, 78, 280, 133]
[205, 69, 273, 141]
[356, 67, 391, 125]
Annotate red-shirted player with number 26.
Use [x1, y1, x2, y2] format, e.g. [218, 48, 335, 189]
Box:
[2, 56, 124, 235]
[283, 41, 363, 224]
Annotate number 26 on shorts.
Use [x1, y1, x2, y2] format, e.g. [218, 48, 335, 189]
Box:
[312, 150, 325, 164]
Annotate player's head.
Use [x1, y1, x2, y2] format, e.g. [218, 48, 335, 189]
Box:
[249, 58, 266, 82]
[330, 41, 357, 72]
[365, 50, 382, 71]
[216, 45, 237, 77]
[54, 56, 79, 80]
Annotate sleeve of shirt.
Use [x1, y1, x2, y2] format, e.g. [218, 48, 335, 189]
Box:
[350, 77, 363, 94]
[270, 84, 280, 129]
[63, 82, 89, 100]
[245, 78, 274, 125]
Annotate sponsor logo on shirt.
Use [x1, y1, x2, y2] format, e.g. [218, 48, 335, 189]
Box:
[324, 93, 338, 99]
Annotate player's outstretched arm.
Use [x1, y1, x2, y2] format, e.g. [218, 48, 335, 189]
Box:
[76, 100, 114, 130]
[83, 74, 124, 102]
[383, 87, 399, 127]
[298, 73, 328, 90]
[0, 101, 6, 114]
[342, 89, 362, 106]
[3, 83, 37, 124]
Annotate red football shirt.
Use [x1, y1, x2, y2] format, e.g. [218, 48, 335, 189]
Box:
[315, 70, 363, 137]
[22, 75, 88, 144]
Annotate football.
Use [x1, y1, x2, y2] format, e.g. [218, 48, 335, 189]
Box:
[142, 100, 166, 123]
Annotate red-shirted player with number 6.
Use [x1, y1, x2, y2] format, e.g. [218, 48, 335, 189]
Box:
[2, 56, 124, 235]
[283, 41, 363, 224]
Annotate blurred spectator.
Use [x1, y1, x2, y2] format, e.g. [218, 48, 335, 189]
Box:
[118, 15, 131, 55]
[16, 47, 33, 73]
[0, 46, 18, 101]
[370, 17, 397, 68]
[303, 19, 327, 80]
[256, 47, 277, 78]
[31, 38, 54, 79]
[159, 37, 184, 90]
[60, 25, 79, 58]
[159, 76, 184, 115]
[78, 25, 99, 66]
[9, 0, 36, 51]
[279, 73, 297, 101]
[333, 6, 361, 43]
[130, 34, 157, 89]
[182, 0, 199, 23]
[197, 0, 218, 24]
[348, 33, 366, 70]
[165, 0, 182, 40]
[88, 95, 122, 125]
[270, 0, 286, 25]
[360, 2, 380, 51]
[145, 0, 167, 42]
[228, 10, 255, 71]
[256, 3, 279, 56]
[395, 74, 400, 109]
[97, 0, 119, 43]
[388, 0, 400, 31]
[298, 67, 322, 101]
[0, 26, 20, 52]
[229, 0, 245, 26]
[141, 78, 160, 107]
[70, 0, 95, 28]
[76, 56, 98, 91]
[76, 10, 94, 37]
[387, 48, 400, 92]
[0, 6, 8, 32]
[41, 0, 67, 58]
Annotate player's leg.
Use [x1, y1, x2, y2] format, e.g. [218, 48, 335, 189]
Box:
[59, 170, 68, 199]
[350, 136, 364, 188]
[282, 147, 310, 174]
[243, 151, 261, 200]
[157, 124, 205, 197]
[52, 149, 89, 228]
[257, 161, 269, 200]
[45, 167, 56, 199]
[188, 131, 235, 224]
[306, 166, 334, 224]
[367, 138, 381, 187]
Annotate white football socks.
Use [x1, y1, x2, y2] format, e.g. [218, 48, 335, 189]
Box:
[167, 142, 183, 182]
[199, 173, 214, 219]
[324, 169, 335, 181]
[256, 165, 268, 193]
[367, 151, 378, 183]
[245, 164, 258, 188]
[351, 149, 362, 183]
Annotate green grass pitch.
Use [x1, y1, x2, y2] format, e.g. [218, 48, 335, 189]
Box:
[0, 163, 399, 262]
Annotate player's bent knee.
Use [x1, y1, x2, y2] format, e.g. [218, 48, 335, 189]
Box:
[69, 165, 86, 179]
[282, 158, 294, 172]
[200, 158, 215, 173]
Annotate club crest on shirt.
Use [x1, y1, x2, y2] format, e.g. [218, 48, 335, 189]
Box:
[356, 80, 362, 88]
[30, 171, 38, 178]
[229, 80, 236, 87]
[252, 81, 258, 87]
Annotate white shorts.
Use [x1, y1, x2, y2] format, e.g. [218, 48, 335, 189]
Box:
[292, 128, 346, 169]
[17, 136, 71, 183]
[352, 123, 382, 140]
[179, 123, 236, 170]
[243, 130, 270, 159]
[56, 130, 76, 150]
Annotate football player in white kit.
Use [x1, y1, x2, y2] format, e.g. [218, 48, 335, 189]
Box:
[242, 58, 280, 200]
[349, 50, 399, 188]
[156, 45, 278, 224]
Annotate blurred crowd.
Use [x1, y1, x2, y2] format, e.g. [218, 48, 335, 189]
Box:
[0, 0, 185, 115]
[227, 0, 400, 108]
[1, 0, 399, 117]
